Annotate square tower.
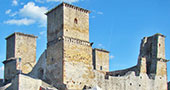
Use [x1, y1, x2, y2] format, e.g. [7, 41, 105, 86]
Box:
[138, 33, 168, 76]
[138, 33, 168, 90]
[46, 3, 94, 89]
[3, 32, 37, 82]
[93, 48, 109, 71]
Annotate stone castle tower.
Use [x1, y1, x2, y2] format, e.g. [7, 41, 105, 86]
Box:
[3, 32, 37, 83]
[45, 3, 109, 89]
[46, 3, 94, 89]
[138, 33, 168, 76]
[137, 33, 168, 90]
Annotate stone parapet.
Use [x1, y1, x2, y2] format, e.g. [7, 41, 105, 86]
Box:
[46, 2, 90, 15]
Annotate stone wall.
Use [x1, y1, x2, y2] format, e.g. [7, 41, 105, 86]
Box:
[93, 48, 109, 71]
[63, 36, 94, 89]
[106, 66, 137, 76]
[18, 74, 51, 90]
[7, 74, 57, 90]
[29, 50, 47, 80]
[62, 3, 94, 89]
[46, 3, 65, 89]
[3, 58, 17, 82]
[0, 79, 3, 87]
[93, 70, 168, 90]
[46, 40, 64, 89]
[5, 32, 37, 74]
[63, 3, 90, 41]
[15, 33, 37, 74]
[46, 4, 63, 43]
[6, 35, 15, 59]
[3, 32, 37, 83]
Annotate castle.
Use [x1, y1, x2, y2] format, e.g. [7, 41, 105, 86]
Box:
[0, 2, 169, 90]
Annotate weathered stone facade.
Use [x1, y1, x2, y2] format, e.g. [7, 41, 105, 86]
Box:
[93, 48, 109, 72]
[0, 2, 169, 90]
[45, 3, 94, 89]
[3, 32, 37, 83]
[0, 74, 57, 90]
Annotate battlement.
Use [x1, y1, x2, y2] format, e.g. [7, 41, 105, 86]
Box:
[46, 2, 90, 15]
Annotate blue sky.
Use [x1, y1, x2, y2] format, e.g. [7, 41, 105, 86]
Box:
[0, 0, 170, 81]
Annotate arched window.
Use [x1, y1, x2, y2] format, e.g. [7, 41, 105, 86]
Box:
[74, 18, 78, 24]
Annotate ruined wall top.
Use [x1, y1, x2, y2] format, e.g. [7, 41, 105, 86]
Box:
[93, 48, 110, 53]
[153, 33, 166, 37]
[6, 32, 37, 40]
[46, 2, 90, 15]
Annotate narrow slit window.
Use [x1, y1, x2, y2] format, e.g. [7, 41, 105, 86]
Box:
[100, 66, 102, 70]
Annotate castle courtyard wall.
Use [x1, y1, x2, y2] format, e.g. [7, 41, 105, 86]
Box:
[93, 70, 167, 90]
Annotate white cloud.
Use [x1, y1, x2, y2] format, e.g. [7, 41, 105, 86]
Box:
[97, 11, 103, 15]
[5, 9, 11, 14]
[92, 16, 96, 18]
[39, 30, 46, 37]
[19, 2, 48, 27]
[110, 55, 115, 59]
[12, 0, 18, 6]
[35, 0, 46, 3]
[20, 2, 25, 5]
[92, 10, 103, 15]
[98, 44, 102, 47]
[97, 43, 105, 49]
[91, 10, 103, 19]
[5, 9, 18, 17]
[47, 0, 79, 3]
[10, 12, 18, 17]
[38, 30, 47, 39]
[4, 18, 35, 26]
[40, 31, 46, 35]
